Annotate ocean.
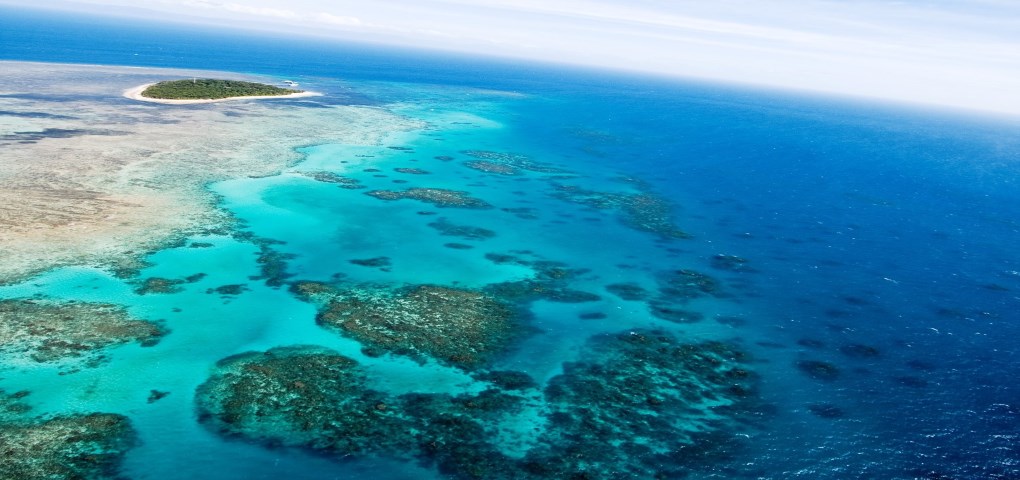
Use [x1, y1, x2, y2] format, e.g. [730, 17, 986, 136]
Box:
[1, 6, 1019, 479]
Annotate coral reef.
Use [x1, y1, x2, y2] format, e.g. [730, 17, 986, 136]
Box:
[247, 238, 296, 287]
[349, 257, 392, 268]
[460, 150, 568, 174]
[0, 390, 136, 480]
[428, 218, 497, 240]
[463, 160, 521, 176]
[526, 329, 758, 478]
[839, 344, 881, 358]
[195, 330, 759, 479]
[147, 390, 171, 403]
[796, 360, 841, 381]
[500, 207, 538, 220]
[647, 300, 706, 323]
[657, 269, 722, 301]
[710, 254, 755, 272]
[0, 299, 166, 365]
[605, 282, 649, 301]
[196, 347, 402, 454]
[807, 403, 844, 419]
[394, 168, 430, 175]
[301, 171, 364, 189]
[550, 184, 691, 240]
[195, 347, 534, 478]
[482, 253, 600, 304]
[291, 282, 521, 369]
[135, 277, 186, 295]
[207, 284, 248, 295]
[365, 188, 492, 209]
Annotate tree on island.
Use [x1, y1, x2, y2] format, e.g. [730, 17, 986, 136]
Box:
[141, 79, 300, 100]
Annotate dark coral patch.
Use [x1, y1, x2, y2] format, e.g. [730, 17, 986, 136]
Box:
[550, 183, 691, 240]
[394, 167, 430, 175]
[472, 370, 539, 391]
[196, 347, 401, 454]
[292, 282, 522, 369]
[195, 330, 760, 480]
[0, 414, 136, 480]
[243, 237, 296, 288]
[605, 282, 648, 301]
[529, 330, 758, 478]
[485, 279, 601, 304]
[0, 299, 166, 365]
[365, 188, 492, 209]
[797, 338, 826, 349]
[463, 160, 522, 175]
[839, 344, 881, 358]
[657, 269, 722, 300]
[797, 360, 841, 381]
[147, 390, 170, 403]
[710, 254, 755, 272]
[135, 277, 186, 295]
[207, 284, 248, 295]
[807, 403, 845, 419]
[428, 218, 496, 240]
[301, 171, 362, 187]
[349, 256, 392, 268]
[461, 150, 569, 174]
[715, 315, 748, 327]
[648, 301, 705, 323]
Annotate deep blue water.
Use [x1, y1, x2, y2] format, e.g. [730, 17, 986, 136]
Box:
[2, 5, 1020, 479]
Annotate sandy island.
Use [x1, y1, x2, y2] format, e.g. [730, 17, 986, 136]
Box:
[123, 83, 322, 104]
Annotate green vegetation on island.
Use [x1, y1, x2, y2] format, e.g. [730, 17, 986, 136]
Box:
[140, 79, 301, 100]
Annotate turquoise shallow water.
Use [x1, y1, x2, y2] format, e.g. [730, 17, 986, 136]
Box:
[3, 6, 1020, 479]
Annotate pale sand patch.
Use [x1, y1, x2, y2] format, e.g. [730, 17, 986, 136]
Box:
[0, 61, 425, 284]
[123, 83, 322, 104]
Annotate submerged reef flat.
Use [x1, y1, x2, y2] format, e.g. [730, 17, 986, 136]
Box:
[0, 391, 137, 480]
[657, 269, 723, 301]
[291, 282, 521, 368]
[365, 188, 492, 209]
[483, 253, 600, 304]
[463, 160, 522, 175]
[526, 329, 758, 478]
[641, 269, 724, 323]
[460, 150, 569, 174]
[195, 347, 402, 454]
[0, 61, 422, 283]
[196, 329, 758, 479]
[0, 299, 166, 365]
[0, 413, 137, 480]
[195, 347, 532, 477]
[299, 171, 363, 188]
[550, 184, 691, 240]
[427, 217, 497, 240]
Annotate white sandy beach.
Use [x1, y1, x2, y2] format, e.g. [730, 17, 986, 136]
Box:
[123, 83, 322, 104]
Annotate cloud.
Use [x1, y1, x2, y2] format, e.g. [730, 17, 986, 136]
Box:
[174, 0, 299, 20]
[222, 3, 299, 20]
[313, 12, 362, 27]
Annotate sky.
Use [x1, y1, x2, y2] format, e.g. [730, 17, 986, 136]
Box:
[5, 0, 1020, 115]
